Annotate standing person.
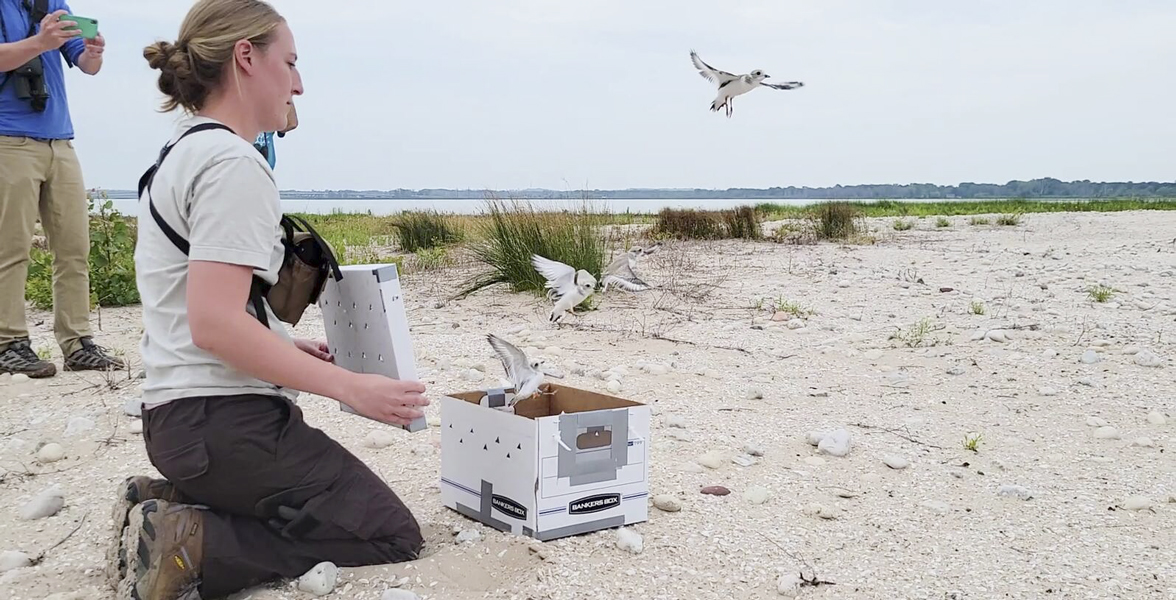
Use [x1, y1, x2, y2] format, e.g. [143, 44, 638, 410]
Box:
[252, 102, 296, 169]
[0, 1, 126, 377]
[112, 1, 430, 598]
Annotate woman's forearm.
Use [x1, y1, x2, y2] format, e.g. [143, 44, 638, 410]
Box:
[0, 39, 45, 73]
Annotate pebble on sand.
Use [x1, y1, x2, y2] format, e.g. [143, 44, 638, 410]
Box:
[455, 529, 481, 544]
[1133, 349, 1164, 368]
[36, 442, 65, 464]
[1121, 496, 1154, 511]
[777, 572, 802, 597]
[651, 494, 682, 512]
[0, 550, 32, 573]
[1147, 411, 1167, 426]
[1093, 426, 1121, 440]
[816, 428, 852, 457]
[63, 416, 94, 437]
[998, 485, 1034, 500]
[19, 484, 65, 520]
[297, 561, 339, 596]
[700, 485, 730, 496]
[382, 589, 420, 600]
[1080, 350, 1101, 364]
[743, 485, 771, 505]
[128, 419, 144, 434]
[363, 430, 397, 449]
[616, 527, 643, 554]
[883, 455, 910, 470]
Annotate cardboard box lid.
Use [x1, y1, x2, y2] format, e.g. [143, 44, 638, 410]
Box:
[447, 383, 643, 421]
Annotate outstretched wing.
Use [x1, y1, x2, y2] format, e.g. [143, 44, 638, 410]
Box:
[531, 254, 576, 293]
[603, 274, 651, 292]
[487, 334, 529, 386]
[762, 80, 804, 91]
[690, 50, 738, 85]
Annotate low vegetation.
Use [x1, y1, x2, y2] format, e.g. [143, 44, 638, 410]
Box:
[390, 209, 464, 252]
[653, 206, 762, 240]
[457, 199, 607, 298]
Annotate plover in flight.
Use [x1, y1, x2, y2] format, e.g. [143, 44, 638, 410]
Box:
[602, 243, 661, 292]
[531, 254, 597, 323]
[690, 50, 804, 118]
[486, 333, 563, 407]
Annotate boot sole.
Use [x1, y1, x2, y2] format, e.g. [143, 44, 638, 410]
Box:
[105, 477, 147, 590]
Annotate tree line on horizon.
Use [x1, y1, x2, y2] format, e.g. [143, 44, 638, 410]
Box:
[100, 177, 1176, 200]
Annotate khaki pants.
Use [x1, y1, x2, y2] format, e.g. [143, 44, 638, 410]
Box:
[0, 135, 91, 357]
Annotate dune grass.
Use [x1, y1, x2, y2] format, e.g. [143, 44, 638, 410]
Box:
[391, 210, 464, 252]
[455, 199, 607, 299]
[654, 205, 763, 240]
[806, 202, 864, 240]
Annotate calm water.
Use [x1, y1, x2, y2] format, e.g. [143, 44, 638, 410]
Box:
[107, 197, 959, 216]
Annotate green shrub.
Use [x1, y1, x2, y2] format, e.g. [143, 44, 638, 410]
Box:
[392, 210, 464, 252]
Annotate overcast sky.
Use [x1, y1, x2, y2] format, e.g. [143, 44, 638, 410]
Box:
[61, 0, 1175, 192]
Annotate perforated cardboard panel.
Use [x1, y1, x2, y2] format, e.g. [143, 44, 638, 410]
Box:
[319, 263, 426, 432]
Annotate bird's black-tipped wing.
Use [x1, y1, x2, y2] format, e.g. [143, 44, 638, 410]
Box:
[763, 80, 805, 90]
[690, 50, 738, 85]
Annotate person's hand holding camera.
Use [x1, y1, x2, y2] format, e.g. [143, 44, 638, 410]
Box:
[81, 33, 105, 59]
[33, 10, 81, 52]
[339, 373, 429, 427]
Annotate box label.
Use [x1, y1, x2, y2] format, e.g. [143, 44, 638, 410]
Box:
[568, 493, 621, 515]
[491, 494, 528, 520]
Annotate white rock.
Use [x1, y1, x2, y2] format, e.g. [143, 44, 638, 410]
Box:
[817, 428, 852, 457]
[646, 364, 670, 376]
[1042, 349, 1059, 358]
[998, 485, 1034, 500]
[731, 453, 757, 467]
[464, 369, 484, 382]
[651, 494, 682, 512]
[11, 373, 29, 383]
[920, 500, 951, 515]
[743, 485, 771, 505]
[803, 456, 826, 467]
[787, 319, 805, 330]
[1122, 496, 1153, 511]
[605, 380, 622, 394]
[883, 455, 910, 470]
[698, 451, 724, 470]
[802, 503, 838, 519]
[777, 573, 802, 597]
[19, 484, 64, 520]
[1080, 350, 1101, 364]
[0, 550, 32, 573]
[986, 330, 1009, 343]
[128, 419, 144, 434]
[1039, 387, 1058, 397]
[1147, 411, 1168, 426]
[677, 462, 705, 473]
[665, 415, 688, 429]
[455, 529, 481, 544]
[63, 416, 94, 437]
[1078, 377, 1097, 387]
[1094, 426, 1121, 440]
[743, 443, 765, 457]
[1134, 350, 1164, 368]
[382, 590, 420, 600]
[36, 443, 65, 464]
[1121, 345, 1141, 355]
[805, 431, 826, 446]
[616, 527, 643, 554]
[667, 429, 694, 442]
[297, 561, 339, 596]
[1086, 416, 1109, 428]
[746, 388, 764, 400]
[1132, 437, 1155, 448]
[363, 430, 397, 449]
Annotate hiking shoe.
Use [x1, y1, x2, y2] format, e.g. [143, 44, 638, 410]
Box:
[0, 338, 55, 378]
[63, 337, 126, 372]
[105, 477, 186, 590]
[117, 499, 205, 600]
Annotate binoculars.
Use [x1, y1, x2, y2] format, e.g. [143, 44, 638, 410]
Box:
[12, 55, 50, 112]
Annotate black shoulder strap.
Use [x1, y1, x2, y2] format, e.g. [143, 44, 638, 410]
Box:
[139, 122, 235, 256]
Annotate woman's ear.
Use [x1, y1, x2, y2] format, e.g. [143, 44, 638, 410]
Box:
[233, 39, 258, 75]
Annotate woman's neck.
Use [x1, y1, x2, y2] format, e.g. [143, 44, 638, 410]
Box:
[196, 94, 260, 142]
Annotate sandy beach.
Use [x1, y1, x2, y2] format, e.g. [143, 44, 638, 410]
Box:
[1, 210, 1173, 600]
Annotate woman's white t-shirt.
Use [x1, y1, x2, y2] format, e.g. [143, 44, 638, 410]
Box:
[134, 116, 297, 408]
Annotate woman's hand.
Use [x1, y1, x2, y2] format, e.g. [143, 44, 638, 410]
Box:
[294, 338, 333, 362]
[341, 374, 429, 427]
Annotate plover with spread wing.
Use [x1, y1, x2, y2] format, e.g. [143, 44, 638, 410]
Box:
[486, 333, 563, 408]
[690, 50, 804, 118]
[531, 254, 597, 323]
[602, 243, 662, 292]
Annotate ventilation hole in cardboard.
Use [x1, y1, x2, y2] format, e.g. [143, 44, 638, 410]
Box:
[364, 323, 369, 330]
[483, 444, 488, 450]
[378, 354, 384, 362]
[495, 437, 500, 444]
[369, 303, 373, 311]
[361, 352, 367, 359]
[507, 453, 511, 459]
[517, 443, 522, 450]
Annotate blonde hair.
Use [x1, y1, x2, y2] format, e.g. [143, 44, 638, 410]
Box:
[143, 0, 284, 113]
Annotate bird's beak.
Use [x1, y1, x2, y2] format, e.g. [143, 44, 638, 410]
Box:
[763, 74, 771, 79]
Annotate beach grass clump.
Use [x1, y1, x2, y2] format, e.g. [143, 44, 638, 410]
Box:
[654, 205, 762, 240]
[806, 202, 863, 240]
[970, 216, 990, 225]
[391, 209, 464, 252]
[456, 199, 607, 298]
[892, 219, 914, 231]
[936, 217, 951, 228]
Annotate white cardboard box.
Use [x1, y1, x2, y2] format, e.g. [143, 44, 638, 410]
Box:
[440, 383, 650, 541]
[318, 263, 426, 433]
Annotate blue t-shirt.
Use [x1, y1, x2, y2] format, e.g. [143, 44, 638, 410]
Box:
[0, 0, 85, 139]
[253, 131, 277, 169]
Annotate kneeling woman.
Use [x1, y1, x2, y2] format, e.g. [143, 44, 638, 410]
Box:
[110, 1, 430, 598]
